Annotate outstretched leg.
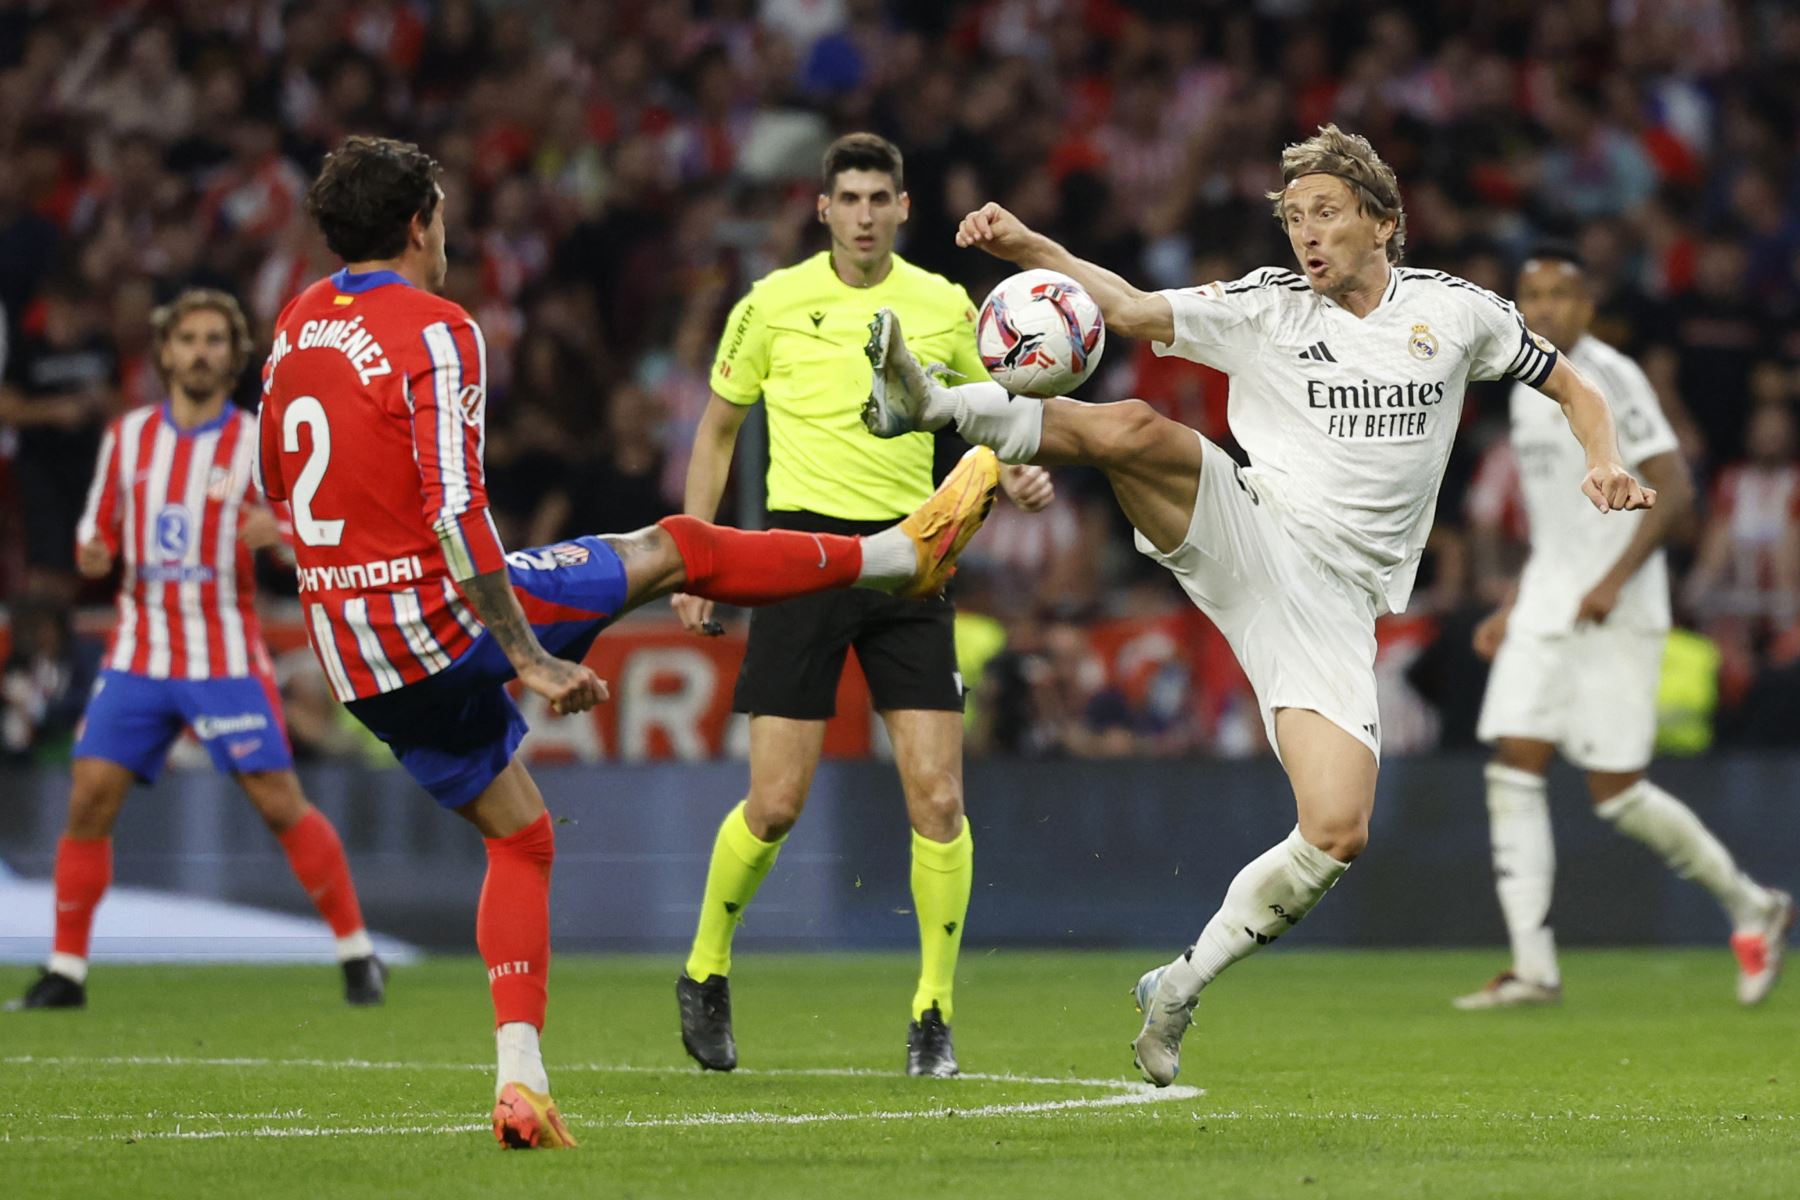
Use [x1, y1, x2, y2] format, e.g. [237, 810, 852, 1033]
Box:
[600, 442, 1002, 611]
[864, 308, 1201, 552]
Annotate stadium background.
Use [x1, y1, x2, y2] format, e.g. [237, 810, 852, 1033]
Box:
[0, 0, 1796, 953]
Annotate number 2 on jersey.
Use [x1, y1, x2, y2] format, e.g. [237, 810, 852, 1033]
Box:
[282, 395, 345, 546]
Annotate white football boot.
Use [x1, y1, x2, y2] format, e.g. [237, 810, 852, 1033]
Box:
[1732, 888, 1796, 1006]
[862, 308, 947, 438]
[1131, 963, 1197, 1087]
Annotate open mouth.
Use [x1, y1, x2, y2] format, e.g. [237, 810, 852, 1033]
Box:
[1305, 257, 1328, 276]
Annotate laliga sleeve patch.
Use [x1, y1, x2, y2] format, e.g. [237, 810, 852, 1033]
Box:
[457, 383, 486, 427]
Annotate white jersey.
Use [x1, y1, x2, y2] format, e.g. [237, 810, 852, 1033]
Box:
[1154, 267, 1557, 613]
[1508, 334, 1678, 633]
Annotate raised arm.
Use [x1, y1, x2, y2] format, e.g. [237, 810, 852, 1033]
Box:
[956, 202, 1174, 344]
[1534, 356, 1657, 513]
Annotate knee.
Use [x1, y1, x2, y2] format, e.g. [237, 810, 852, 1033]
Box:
[626, 524, 692, 595]
[744, 780, 807, 840]
[1302, 816, 1367, 863]
[1492, 739, 1552, 776]
[66, 780, 124, 839]
[241, 772, 308, 833]
[1585, 771, 1642, 808]
[1094, 399, 1161, 464]
[908, 772, 964, 842]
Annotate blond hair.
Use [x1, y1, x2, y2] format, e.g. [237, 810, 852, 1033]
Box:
[151, 288, 255, 382]
[1267, 124, 1407, 264]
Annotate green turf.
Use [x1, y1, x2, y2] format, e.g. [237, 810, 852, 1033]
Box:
[2, 950, 1796, 1198]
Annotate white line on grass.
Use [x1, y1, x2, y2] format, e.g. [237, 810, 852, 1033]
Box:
[0, 1054, 1204, 1142]
[603, 1088, 1201, 1128]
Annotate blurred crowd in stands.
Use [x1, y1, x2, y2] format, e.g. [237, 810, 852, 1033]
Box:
[2, 0, 1798, 762]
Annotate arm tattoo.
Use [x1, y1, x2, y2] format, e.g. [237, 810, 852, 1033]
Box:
[457, 568, 547, 669]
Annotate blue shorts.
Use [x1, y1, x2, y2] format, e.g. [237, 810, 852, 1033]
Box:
[74, 669, 294, 782]
[344, 536, 629, 810]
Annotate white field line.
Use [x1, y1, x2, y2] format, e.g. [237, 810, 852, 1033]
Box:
[5, 1056, 1790, 1143]
[0, 1054, 1202, 1143]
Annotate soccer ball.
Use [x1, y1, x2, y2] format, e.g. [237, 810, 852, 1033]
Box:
[976, 269, 1106, 397]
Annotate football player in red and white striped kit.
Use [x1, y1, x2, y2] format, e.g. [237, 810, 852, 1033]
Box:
[10, 290, 382, 1013]
[262, 136, 999, 1149]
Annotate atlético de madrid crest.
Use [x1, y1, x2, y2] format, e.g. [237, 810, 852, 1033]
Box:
[1407, 323, 1439, 361]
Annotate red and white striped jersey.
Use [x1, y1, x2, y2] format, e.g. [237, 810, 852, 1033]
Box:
[258, 268, 507, 702]
[78, 403, 274, 680]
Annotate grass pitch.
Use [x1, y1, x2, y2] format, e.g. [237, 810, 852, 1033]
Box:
[2, 949, 1796, 1199]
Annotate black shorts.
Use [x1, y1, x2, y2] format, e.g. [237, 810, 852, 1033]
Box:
[733, 511, 964, 719]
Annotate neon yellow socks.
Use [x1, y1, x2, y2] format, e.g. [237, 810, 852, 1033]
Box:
[685, 801, 784, 981]
[909, 821, 973, 1022]
[686, 802, 972, 1022]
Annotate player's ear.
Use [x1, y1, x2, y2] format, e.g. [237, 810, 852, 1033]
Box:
[816, 195, 829, 224]
[898, 191, 910, 225]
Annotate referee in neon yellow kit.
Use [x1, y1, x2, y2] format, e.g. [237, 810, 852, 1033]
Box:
[673, 133, 1054, 1077]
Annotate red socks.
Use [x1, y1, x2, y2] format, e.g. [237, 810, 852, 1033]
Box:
[478, 812, 555, 1029]
[657, 515, 862, 606]
[276, 807, 367, 940]
[52, 836, 112, 961]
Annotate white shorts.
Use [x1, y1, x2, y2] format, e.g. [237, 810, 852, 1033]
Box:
[1476, 624, 1667, 772]
[1135, 434, 1382, 761]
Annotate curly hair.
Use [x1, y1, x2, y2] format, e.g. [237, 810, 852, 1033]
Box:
[151, 288, 254, 380]
[1267, 124, 1407, 265]
[305, 135, 441, 262]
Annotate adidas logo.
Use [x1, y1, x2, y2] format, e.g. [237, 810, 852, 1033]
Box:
[1298, 341, 1337, 362]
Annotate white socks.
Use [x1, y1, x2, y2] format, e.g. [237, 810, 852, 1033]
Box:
[335, 930, 375, 962]
[1161, 826, 1350, 1003]
[1485, 764, 1559, 987]
[854, 525, 917, 589]
[1597, 779, 1770, 932]
[48, 952, 88, 984]
[496, 1021, 549, 1098]
[935, 381, 1044, 464]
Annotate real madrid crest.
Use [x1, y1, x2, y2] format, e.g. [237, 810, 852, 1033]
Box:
[1408, 323, 1439, 361]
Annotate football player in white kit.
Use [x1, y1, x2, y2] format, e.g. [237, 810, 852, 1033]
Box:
[1455, 246, 1794, 1011]
[859, 124, 1656, 1087]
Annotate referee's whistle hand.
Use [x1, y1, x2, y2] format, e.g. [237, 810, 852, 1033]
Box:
[673, 593, 721, 635]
